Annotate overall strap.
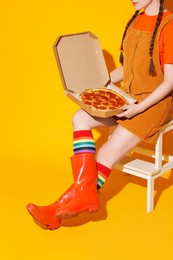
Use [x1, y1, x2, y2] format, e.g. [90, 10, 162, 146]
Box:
[157, 14, 173, 37]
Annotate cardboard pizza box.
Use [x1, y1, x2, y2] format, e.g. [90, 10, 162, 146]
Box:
[53, 31, 136, 118]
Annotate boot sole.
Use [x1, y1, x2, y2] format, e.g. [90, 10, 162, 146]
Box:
[56, 204, 100, 219]
[33, 218, 60, 230]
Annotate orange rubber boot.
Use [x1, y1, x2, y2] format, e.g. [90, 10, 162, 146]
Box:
[26, 184, 75, 230]
[56, 153, 100, 219]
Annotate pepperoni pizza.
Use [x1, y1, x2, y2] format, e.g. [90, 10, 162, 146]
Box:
[79, 88, 127, 111]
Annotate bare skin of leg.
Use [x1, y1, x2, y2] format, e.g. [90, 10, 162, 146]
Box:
[72, 109, 141, 169]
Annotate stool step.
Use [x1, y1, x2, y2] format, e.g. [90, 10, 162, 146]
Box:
[123, 159, 160, 176]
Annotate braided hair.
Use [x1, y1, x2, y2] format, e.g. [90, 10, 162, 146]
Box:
[119, 0, 165, 76]
[149, 0, 164, 76]
[119, 10, 139, 65]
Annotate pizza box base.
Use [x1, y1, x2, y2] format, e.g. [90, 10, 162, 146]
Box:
[65, 83, 136, 118]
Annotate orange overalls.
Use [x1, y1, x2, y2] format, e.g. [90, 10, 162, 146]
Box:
[117, 14, 173, 144]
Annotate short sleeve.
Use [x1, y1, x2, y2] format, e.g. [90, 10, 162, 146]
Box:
[161, 19, 173, 64]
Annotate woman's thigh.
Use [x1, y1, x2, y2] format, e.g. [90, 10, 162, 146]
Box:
[72, 109, 117, 131]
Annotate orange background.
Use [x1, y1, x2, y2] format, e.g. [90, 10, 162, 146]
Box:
[1, 0, 173, 259]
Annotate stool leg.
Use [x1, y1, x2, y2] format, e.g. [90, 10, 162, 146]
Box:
[147, 177, 154, 213]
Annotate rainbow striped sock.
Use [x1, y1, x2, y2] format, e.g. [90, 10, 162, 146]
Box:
[97, 162, 111, 190]
[73, 130, 96, 155]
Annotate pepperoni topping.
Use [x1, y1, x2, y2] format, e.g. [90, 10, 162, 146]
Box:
[84, 100, 92, 105]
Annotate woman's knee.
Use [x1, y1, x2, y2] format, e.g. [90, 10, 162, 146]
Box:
[72, 109, 83, 125]
[72, 109, 116, 131]
[72, 109, 91, 130]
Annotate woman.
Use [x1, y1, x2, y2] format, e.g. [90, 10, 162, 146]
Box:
[26, 0, 173, 230]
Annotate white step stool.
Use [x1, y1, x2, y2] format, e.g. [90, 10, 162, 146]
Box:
[112, 119, 173, 213]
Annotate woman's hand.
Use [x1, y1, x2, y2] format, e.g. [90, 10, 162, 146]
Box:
[116, 103, 143, 119]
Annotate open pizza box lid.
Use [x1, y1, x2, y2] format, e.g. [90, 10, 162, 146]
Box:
[53, 31, 136, 118]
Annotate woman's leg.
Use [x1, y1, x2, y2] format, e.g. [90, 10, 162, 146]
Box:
[26, 109, 116, 228]
[96, 124, 141, 169]
[56, 111, 141, 218]
[72, 109, 117, 189]
[27, 109, 141, 225]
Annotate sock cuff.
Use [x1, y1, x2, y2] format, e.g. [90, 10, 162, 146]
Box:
[73, 130, 93, 139]
[96, 162, 111, 177]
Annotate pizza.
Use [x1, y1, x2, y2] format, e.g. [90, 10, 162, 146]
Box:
[79, 88, 127, 110]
